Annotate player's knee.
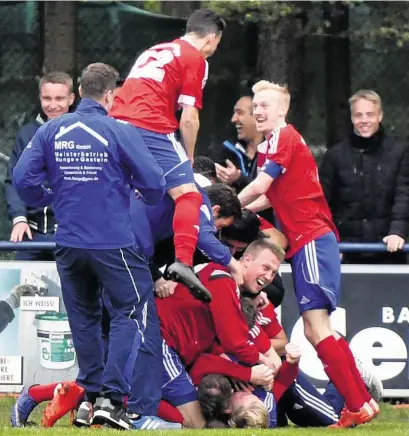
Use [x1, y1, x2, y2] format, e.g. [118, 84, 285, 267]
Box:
[177, 401, 206, 428]
[168, 183, 198, 199]
[304, 323, 332, 346]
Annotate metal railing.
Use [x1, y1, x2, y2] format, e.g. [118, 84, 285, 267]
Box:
[0, 241, 408, 253]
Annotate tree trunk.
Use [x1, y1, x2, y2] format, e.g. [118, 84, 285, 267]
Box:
[324, 1, 351, 146]
[257, 10, 307, 132]
[42, 1, 77, 76]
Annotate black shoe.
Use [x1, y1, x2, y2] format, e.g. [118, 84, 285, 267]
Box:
[166, 261, 212, 303]
[92, 397, 131, 430]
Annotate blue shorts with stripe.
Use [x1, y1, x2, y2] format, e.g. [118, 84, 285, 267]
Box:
[161, 341, 198, 407]
[291, 231, 341, 314]
[277, 371, 342, 427]
[135, 127, 195, 190]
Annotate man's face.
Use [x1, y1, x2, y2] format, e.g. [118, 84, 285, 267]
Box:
[242, 248, 280, 294]
[40, 82, 74, 120]
[231, 97, 258, 142]
[351, 98, 382, 138]
[230, 391, 263, 412]
[253, 90, 283, 135]
[212, 205, 234, 231]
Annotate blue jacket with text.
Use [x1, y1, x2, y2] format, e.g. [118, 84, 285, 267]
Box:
[13, 98, 166, 249]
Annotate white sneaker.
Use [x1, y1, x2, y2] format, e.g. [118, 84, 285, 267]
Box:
[355, 358, 383, 402]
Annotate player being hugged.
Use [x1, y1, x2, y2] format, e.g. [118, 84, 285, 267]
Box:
[110, 10, 229, 302]
[238, 81, 380, 428]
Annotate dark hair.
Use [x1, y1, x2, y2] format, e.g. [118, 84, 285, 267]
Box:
[193, 156, 216, 180]
[221, 209, 262, 244]
[186, 9, 226, 38]
[198, 374, 233, 420]
[240, 297, 257, 329]
[39, 71, 73, 93]
[80, 63, 119, 100]
[204, 184, 241, 221]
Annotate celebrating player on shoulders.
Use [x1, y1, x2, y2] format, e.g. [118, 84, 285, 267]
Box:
[238, 81, 380, 428]
[110, 10, 227, 302]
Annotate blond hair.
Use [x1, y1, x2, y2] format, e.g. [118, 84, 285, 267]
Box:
[39, 71, 73, 93]
[252, 80, 291, 111]
[244, 238, 285, 262]
[229, 401, 269, 428]
[349, 89, 382, 113]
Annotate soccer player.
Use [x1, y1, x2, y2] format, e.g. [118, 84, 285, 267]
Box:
[12, 63, 166, 430]
[110, 9, 228, 301]
[237, 80, 379, 428]
[156, 238, 285, 427]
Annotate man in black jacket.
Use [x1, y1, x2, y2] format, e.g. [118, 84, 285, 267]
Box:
[320, 89, 409, 264]
[216, 96, 265, 192]
[4, 71, 75, 260]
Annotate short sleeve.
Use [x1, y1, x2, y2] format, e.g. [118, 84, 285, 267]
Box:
[258, 303, 283, 339]
[261, 129, 294, 178]
[178, 58, 207, 110]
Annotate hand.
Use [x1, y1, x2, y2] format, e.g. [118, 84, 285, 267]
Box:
[257, 291, 269, 310]
[383, 235, 405, 253]
[231, 379, 254, 393]
[285, 343, 301, 364]
[264, 347, 283, 374]
[10, 222, 32, 242]
[250, 364, 274, 387]
[215, 160, 241, 185]
[7, 284, 39, 309]
[154, 277, 177, 298]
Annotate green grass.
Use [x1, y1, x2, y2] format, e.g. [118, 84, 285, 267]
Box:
[0, 398, 407, 435]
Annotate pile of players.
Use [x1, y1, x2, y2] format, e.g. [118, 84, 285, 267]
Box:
[10, 8, 382, 431]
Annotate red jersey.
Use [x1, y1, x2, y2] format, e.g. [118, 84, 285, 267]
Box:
[257, 124, 338, 258]
[248, 302, 283, 353]
[156, 263, 260, 366]
[110, 38, 208, 134]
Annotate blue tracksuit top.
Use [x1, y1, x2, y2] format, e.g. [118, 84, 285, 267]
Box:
[13, 98, 166, 249]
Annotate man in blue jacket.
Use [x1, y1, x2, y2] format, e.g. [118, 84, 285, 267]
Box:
[12, 63, 167, 430]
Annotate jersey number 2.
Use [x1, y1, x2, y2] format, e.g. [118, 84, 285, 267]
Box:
[129, 43, 181, 83]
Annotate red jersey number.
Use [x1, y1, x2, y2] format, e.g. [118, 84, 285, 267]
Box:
[128, 43, 181, 83]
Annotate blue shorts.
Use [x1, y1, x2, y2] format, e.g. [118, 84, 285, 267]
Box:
[135, 127, 195, 190]
[291, 231, 341, 314]
[161, 341, 198, 407]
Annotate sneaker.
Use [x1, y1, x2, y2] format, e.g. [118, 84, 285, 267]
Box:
[166, 261, 212, 303]
[10, 385, 38, 427]
[355, 358, 383, 402]
[42, 381, 85, 428]
[329, 403, 374, 428]
[130, 415, 182, 430]
[92, 397, 131, 430]
[73, 401, 93, 427]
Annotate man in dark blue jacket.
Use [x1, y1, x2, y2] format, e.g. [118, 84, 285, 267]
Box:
[5, 71, 75, 260]
[12, 63, 167, 430]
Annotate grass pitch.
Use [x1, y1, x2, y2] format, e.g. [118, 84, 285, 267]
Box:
[0, 397, 407, 435]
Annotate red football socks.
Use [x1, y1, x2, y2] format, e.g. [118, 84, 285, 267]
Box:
[316, 336, 365, 412]
[157, 400, 184, 424]
[173, 192, 202, 266]
[29, 383, 60, 403]
[337, 337, 372, 403]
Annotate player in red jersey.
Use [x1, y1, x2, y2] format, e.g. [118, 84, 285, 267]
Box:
[155, 238, 285, 427]
[237, 81, 379, 428]
[110, 10, 229, 302]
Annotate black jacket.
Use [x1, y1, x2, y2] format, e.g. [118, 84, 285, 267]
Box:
[218, 141, 258, 192]
[4, 114, 56, 234]
[319, 128, 409, 242]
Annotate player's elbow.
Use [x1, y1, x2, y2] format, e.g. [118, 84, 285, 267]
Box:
[180, 107, 199, 129]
